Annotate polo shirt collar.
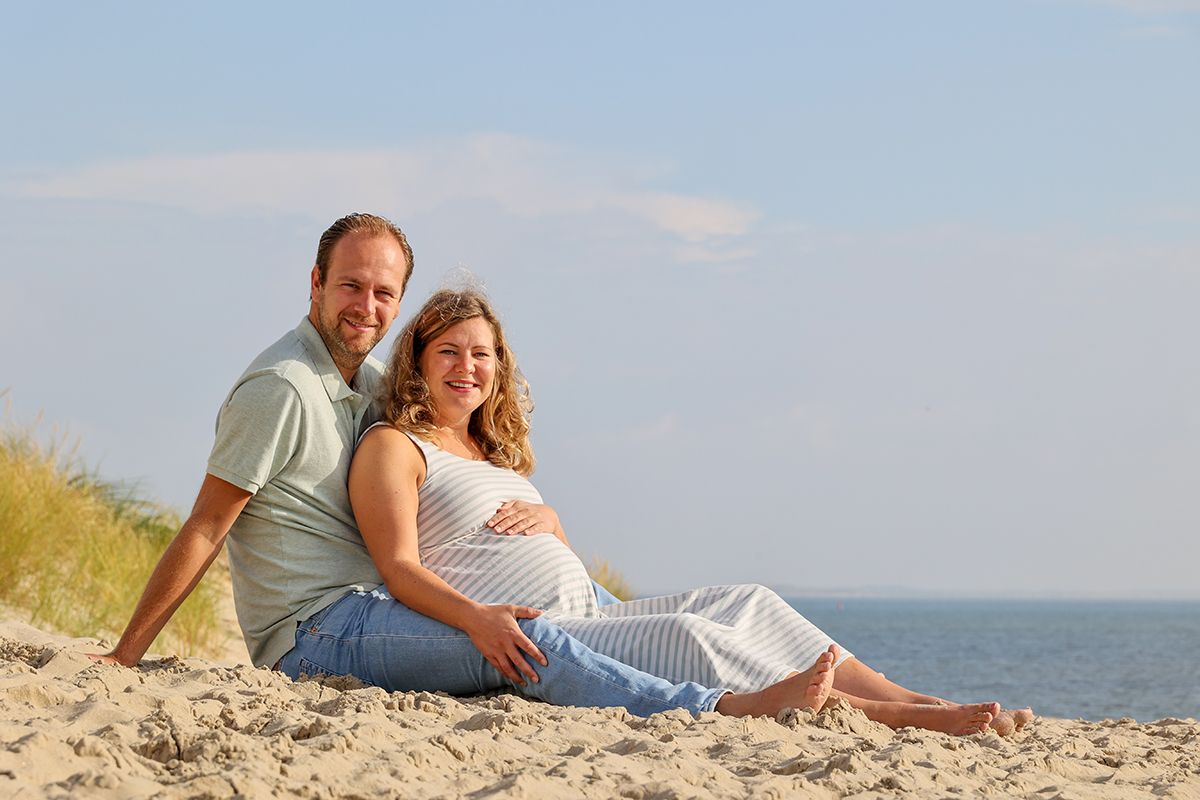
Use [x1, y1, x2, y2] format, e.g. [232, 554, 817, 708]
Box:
[295, 316, 361, 403]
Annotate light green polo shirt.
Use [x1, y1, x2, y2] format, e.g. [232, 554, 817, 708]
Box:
[207, 317, 384, 668]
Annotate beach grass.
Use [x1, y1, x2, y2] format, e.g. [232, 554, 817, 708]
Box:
[0, 411, 222, 657]
[587, 556, 635, 601]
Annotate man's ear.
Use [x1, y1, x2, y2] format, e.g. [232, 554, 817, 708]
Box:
[309, 265, 321, 301]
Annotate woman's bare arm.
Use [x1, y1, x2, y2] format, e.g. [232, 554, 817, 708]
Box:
[348, 427, 548, 685]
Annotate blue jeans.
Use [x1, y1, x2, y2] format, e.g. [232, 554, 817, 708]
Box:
[276, 586, 726, 717]
[592, 580, 622, 607]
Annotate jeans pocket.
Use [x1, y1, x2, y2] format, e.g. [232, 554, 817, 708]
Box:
[297, 657, 342, 680]
[302, 593, 349, 634]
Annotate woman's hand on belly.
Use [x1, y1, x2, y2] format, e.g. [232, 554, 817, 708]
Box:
[488, 500, 561, 537]
[461, 602, 550, 686]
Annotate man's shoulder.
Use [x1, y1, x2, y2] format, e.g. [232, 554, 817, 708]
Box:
[228, 326, 325, 397]
[242, 327, 315, 378]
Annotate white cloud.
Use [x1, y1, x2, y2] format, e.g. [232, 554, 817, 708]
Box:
[618, 413, 679, 444]
[611, 191, 756, 243]
[1087, 0, 1200, 11]
[4, 134, 757, 261]
[1124, 22, 1184, 33]
[785, 404, 842, 454]
[671, 243, 760, 265]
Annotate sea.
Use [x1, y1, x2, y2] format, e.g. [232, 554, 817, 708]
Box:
[783, 597, 1200, 723]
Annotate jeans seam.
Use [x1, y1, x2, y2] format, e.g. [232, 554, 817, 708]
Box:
[535, 633, 708, 715]
[300, 630, 485, 644]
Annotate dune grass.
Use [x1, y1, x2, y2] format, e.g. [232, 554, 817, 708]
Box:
[587, 556, 635, 601]
[0, 413, 222, 657]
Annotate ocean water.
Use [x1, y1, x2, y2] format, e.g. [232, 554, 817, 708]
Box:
[785, 597, 1200, 722]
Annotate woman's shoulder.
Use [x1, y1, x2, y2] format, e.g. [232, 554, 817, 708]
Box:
[356, 423, 428, 468]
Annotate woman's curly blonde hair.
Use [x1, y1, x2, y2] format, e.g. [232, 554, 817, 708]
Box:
[380, 288, 536, 475]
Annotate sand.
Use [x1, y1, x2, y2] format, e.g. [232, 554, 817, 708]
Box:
[2, 620, 1198, 799]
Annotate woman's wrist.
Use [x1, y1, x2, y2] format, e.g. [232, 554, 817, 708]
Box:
[456, 599, 488, 634]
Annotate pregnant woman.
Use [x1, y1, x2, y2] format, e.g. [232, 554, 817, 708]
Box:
[349, 288, 1029, 736]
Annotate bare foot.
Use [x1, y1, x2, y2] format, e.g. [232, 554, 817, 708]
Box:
[930, 698, 1032, 736]
[1009, 707, 1034, 730]
[989, 709, 1016, 737]
[716, 645, 838, 718]
[917, 702, 999, 735]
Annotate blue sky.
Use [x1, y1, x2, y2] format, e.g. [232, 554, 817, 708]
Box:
[3, 1, 1197, 598]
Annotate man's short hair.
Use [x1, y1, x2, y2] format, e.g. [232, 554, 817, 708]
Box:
[315, 213, 415, 293]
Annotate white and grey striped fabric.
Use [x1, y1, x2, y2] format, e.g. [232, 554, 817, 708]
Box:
[553, 584, 852, 693]
[402, 430, 599, 618]
[397, 428, 852, 693]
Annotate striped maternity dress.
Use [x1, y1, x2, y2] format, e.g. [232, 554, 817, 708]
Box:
[402, 430, 852, 693]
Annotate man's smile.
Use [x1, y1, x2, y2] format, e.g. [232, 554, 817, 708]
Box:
[341, 317, 376, 333]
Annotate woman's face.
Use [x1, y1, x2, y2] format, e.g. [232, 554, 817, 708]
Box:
[418, 316, 497, 424]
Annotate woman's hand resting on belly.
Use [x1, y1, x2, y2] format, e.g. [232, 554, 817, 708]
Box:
[487, 501, 569, 546]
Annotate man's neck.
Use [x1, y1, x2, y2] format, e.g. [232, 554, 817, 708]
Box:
[308, 312, 362, 385]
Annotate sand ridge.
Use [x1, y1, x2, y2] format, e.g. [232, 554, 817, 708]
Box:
[2, 620, 1198, 799]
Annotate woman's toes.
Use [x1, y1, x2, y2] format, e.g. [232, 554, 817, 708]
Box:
[1011, 708, 1034, 730]
[990, 712, 1016, 737]
[961, 712, 993, 735]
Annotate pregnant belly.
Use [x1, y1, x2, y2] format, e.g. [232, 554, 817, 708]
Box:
[423, 532, 598, 617]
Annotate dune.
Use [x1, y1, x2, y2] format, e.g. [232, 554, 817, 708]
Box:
[1, 619, 1198, 799]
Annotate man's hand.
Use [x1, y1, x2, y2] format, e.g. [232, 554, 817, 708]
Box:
[100, 474, 251, 668]
[85, 652, 131, 667]
[461, 603, 548, 686]
[487, 501, 560, 536]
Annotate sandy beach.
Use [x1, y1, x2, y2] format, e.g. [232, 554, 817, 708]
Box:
[1, 620, 1198, 799]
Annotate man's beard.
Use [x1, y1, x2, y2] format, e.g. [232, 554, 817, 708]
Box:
[315, 308, 382, 377]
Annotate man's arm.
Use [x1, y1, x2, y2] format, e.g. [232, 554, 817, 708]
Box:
[91, 474, 251, 666]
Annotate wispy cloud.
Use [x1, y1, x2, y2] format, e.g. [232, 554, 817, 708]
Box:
[618, 413, 680, 444]
[1086, 0, 1200, 11]
[1123, 23, 1184, 34]
[4, 134, 757, 263]
[610, 191, 755, 243]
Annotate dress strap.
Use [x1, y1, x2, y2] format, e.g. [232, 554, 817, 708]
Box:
[356, 422, 437, 457]
[400, 430, 439, 457]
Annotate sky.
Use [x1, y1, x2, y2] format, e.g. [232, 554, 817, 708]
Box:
[2, 1, 1197, 599]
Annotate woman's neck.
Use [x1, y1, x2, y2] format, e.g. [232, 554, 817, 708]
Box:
[432, 415, 484, 460]
[432, 409, 470, 436]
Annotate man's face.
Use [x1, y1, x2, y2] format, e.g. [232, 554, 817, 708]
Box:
[309, 233, 408, 379]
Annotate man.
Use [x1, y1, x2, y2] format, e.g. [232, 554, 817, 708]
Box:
[94, 212, 776, 717]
